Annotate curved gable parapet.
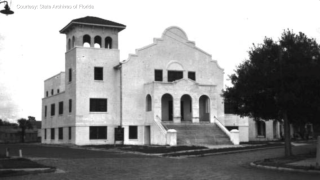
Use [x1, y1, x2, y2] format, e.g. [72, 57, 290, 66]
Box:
[210, 59, 224, 72]
[162, 26, 189, 41]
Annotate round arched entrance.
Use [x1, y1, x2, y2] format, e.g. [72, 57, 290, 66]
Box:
[161, 94, 173, 121]
[180, 94, 192, 121]
[199, 95, 210, 122]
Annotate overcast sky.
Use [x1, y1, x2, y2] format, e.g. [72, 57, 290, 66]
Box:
[1, 0, 320, 121]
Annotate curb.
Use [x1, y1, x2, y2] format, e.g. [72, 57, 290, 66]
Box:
[250, 162, 320, 174]
[163, 145, 283, 158]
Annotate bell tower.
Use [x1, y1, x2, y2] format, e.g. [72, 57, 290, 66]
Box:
[60, 16, 126, 51]
[58, 16, 126, 145]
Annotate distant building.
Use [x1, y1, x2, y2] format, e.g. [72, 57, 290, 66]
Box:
[42, 16, 237, 146]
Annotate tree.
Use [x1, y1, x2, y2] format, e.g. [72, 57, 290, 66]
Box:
[17, 118, 33, 143]
[223, 30, 320, 157]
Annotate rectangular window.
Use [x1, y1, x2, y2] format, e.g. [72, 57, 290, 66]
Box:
[51, 89, 54, 95]
[51, 103, 55, 116]
[69, 99, 72, 113]
[59, 128, 63, 140]
[168, 71, 183, 82]
[46, 91, 48, 97]
[89, 126, 107, 139]
[154, 70, 163, 81]
[59, 101, 63, 115]
[129, 126, 138, 139]
[69, 127, 71, 140]
[44, 129, 47, 139]
[90, 98, 107, 112]
[45, 106, 47, 117]
[94, 67, 103, 80]
[51, 128, 55, 140]
[69, 68, 72, 82]
[57, 89, 60, 94]
[188, 72, 196, 81]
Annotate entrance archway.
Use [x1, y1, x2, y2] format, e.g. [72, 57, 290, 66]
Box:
[161, 94, 173, 121]
[180, 94, 192, 121]
[199, 95, 210, 122]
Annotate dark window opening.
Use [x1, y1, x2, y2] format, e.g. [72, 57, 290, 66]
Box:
[44, 129, 47, 139]
[51, 128, 55, 140]
[90, 126, 107, 139]
[129, 126, 138, 139]
[69, 127, 71, 140]
[45, 106, 47, 117]
[257, 121, 266, 137]
[69, 99, 72, 113]
[69, 68, 72, 82]
[168, 71, 183, 82]
[51, 104, 55, 116]
[46, 91, 48, 97]
[68, 38, 71, 50]
[59, 128, 63, 140]
[90, 98, 107, 112]
[51, 89, 54, 95]
[146, 95, 152, 111]
[57, 89, 60, 94]
[155, 70, 163, 81]
[94, 67, 103, 80]
[94, 36, 102, 48]
[105, 37, 112, 49]
[83, 34, 91, 47]
[72, 36, 75, 48]
[59, 101, 63, 115]
[188, 72, 196, 81]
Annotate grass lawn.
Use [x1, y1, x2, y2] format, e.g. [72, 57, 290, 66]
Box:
[253, 151, 320, 171]
[0, 154, 55, 177]
[84, 145, 208, 154]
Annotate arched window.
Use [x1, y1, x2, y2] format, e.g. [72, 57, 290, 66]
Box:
[72, 36, 75, 48]
[146, 95, 152, 111]
[83, 34, 91, 47]
[199, 95, 210, 122]
[257, 120, 266, 137]
[94, 36, 102, 48]
[105, 37, 112, 49]
[68, 38, 71, 50]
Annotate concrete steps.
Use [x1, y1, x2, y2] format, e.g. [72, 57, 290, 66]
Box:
[162, 122, 233, 146]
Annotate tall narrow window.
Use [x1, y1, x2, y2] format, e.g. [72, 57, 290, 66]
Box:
[105, 37, 112, 49]
[46, 91, 48, 97]
[155, 70, 163, 81]
[51, 128, 55, 140]
[59, 128, 63, 140]
[51, 103, 55, 116]
[188, 72, 196, 81]
[45, 106, 47, 117]
[89, 126, 107, 139]
[51, 89, 54, 95]
[146, 95, 152, 111]
[44, 129, 47, 139]
[90, 98, 107, 112]
[57, 89, 60, 94]
[69, 68, 72, 82]
[69, 99, 72, 113]
[69, 127, 71, 140]
[129, 126, 138, 139]
[168, 71, 183, 82]
[59, 101, 63, 115]
[94, 67, 103, 80]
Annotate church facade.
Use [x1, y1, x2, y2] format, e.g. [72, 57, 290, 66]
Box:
[41, 16, 237, 146]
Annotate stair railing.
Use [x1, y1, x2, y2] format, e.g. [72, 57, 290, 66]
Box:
[214, 116, 231, 137]
[155, 115, 168, 134]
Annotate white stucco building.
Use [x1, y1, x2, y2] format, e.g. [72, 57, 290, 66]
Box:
[42, 16, 238, 146]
